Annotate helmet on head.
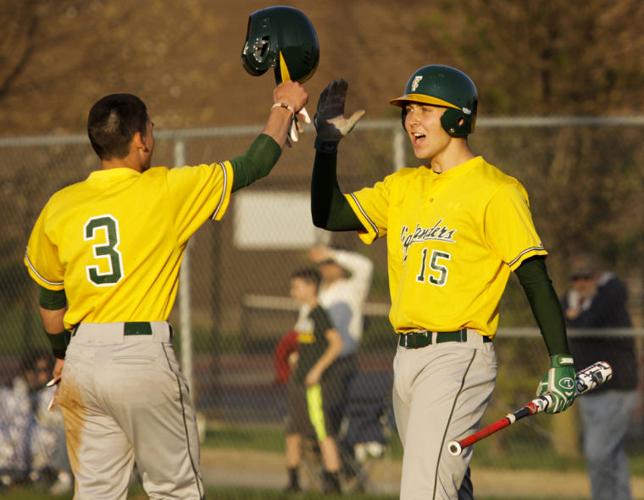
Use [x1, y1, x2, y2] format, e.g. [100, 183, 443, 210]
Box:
[241, 6, 320, 83]
[390, 65, 478, 138]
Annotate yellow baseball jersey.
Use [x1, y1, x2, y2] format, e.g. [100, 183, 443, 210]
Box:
[24, 162, 233, 330]
[345, 156, 547, 337]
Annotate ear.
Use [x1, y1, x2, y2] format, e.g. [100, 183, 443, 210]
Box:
[132, 131, 147, 152]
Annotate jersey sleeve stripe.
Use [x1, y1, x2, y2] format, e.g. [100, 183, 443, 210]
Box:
[24, 251, 64, 288]
[508, 245, 548, 270]
[348, 193, 380, 238]
[210, 161, 233, 221]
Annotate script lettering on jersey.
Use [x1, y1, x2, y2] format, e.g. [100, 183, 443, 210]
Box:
[400, 220, 456, 261]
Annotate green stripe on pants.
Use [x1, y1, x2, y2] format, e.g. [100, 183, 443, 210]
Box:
[306, 384, 327, 441]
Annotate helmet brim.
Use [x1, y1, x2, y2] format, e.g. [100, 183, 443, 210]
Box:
[390, 93, 461, 110]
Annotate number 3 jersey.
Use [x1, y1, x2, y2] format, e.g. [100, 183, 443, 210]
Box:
[345, 156, 547, 338]
[24, 162, 233, 330]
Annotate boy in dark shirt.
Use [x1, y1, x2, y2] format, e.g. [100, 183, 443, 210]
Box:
[284, 268, 343, 494]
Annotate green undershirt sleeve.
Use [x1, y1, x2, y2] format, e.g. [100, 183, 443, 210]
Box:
[515, 256, 570, 356]
[230, 134, 282, 192]
[311, 150, 362, 231]
[39, 286, 67, 310]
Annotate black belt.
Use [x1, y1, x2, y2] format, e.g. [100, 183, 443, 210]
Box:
[123, 322, 153, 335]
[72, 322, 154, 336]
[398, 329, 492, 349]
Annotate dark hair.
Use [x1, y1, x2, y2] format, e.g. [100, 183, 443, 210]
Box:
[291, 267, 321, 289]
[87, 93, 149, 160]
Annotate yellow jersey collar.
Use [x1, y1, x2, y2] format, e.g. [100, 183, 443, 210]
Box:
[428, 156, 483, 179]
[88, 167, 142, 181]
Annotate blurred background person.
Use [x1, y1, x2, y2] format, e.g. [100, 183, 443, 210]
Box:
[0, 351, 71, 494]
[308, 245, 373, 435]
[563, 253, 638, 500]
[283, 268, 343, 494]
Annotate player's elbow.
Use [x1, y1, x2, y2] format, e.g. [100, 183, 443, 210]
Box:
[312, 213, 330, 229]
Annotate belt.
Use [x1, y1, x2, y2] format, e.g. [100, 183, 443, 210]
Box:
[398, 328, 492, 349]
[73, 322, 156, 336]
[123, 322, 153, 335]
[71, 321, 173, 344]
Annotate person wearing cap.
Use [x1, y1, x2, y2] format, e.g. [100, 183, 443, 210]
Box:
[563, 254, 637, 500]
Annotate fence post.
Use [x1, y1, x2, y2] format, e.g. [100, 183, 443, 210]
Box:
[393, 126, 405, 171]
[174, 139, 194, 397]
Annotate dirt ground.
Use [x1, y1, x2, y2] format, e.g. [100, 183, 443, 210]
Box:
[201, 447, 644, 499]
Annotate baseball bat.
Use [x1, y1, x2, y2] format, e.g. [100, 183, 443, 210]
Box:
[447, 361, 612, 456]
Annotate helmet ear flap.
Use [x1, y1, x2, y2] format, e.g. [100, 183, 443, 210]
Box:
[441, 108, 470, 138]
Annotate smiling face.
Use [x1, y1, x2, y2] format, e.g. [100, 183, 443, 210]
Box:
[404, 103, 452, 161]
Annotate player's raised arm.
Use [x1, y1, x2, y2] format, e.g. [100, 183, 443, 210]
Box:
[230, 81, 308, 192]
[311, 79, 365, 230]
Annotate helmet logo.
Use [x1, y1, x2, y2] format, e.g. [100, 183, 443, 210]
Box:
[462, 107, 472, 115]
[411, 76, 423, 92]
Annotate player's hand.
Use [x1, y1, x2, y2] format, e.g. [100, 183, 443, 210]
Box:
[314, 79, 365, 151]
[273, 81, 309, 115]
[53, 358, 65, 380]
[536, 354, 576, 414]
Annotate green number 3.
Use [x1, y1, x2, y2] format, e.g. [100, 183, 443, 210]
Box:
[84, 215, 124, 286]
[416, 249, 451, 286]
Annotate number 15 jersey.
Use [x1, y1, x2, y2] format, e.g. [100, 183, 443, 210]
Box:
[25, 162, 233, 330]
[345, 156, 547, 337]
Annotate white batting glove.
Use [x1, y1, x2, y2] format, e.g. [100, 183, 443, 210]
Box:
[314, 79, 365, 152]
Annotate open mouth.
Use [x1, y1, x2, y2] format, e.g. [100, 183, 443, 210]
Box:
[411, 131, 426, 147]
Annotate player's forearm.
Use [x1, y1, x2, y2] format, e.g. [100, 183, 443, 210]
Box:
[311, 150, 362, 230]
[231, 134, 282, 192]
[39, 306, 66, 333]
[515, 257, 570, 355]
[263, 103, 297, 146]
[39, 305, 70, 360]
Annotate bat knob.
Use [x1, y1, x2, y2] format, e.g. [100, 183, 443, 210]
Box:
[448, 441, 462, 456]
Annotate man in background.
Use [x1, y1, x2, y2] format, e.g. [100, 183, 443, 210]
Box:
[563, 253, 638, 500]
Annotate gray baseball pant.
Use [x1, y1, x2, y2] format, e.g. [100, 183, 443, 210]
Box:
[393, 333, 497, 500]
[56, 322, 204, 499]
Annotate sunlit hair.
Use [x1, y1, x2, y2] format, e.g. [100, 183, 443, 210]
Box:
[87, 93, 148, 160]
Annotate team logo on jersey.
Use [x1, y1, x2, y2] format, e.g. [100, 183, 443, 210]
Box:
[400, 220, 456, 261]
[411, 76, 423, 92]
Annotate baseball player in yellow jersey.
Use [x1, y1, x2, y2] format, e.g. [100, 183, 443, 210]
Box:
[24, 82, 307, 499]
[309, 67, 576, 499]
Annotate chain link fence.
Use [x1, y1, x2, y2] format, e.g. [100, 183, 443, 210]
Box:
[1, 117, 643, 494]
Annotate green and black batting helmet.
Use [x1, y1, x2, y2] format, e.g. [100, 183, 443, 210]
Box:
[241, 6, 319, 83]
[390, 65, 478, 138]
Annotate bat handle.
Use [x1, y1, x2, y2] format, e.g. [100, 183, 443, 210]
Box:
[448, 441, 462, 456]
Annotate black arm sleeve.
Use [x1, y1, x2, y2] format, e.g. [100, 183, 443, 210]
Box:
[39, 285, 67, 310]
[230, 134, 282, 192]
[515, 256, 570, 356]
[311, 149, 363, 231]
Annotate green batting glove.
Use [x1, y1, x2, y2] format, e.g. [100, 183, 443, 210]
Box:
[536, 354, 576, 414]
[314, 79, 365, 152]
